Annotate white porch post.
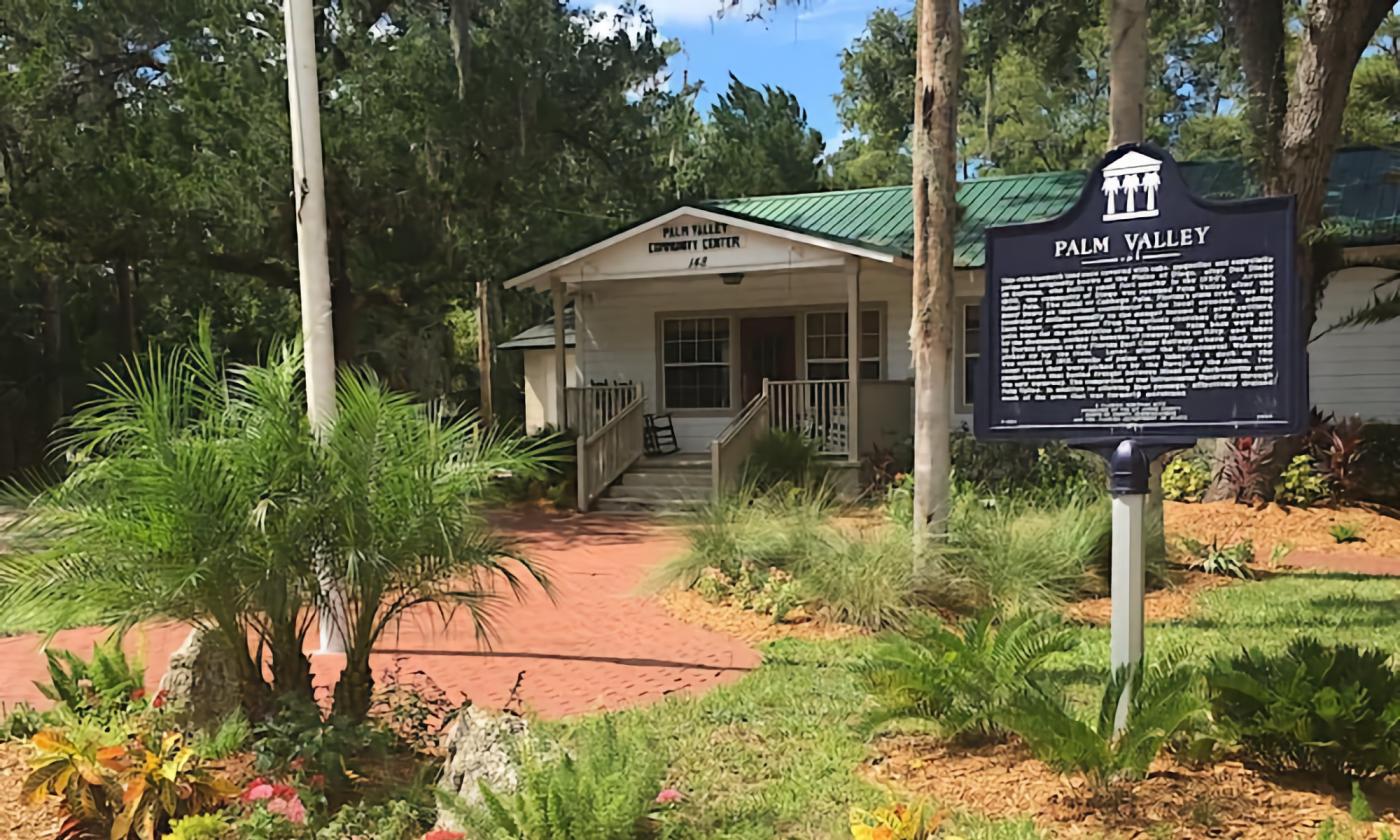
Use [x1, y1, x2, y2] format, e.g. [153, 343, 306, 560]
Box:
[845, 258, 861, 463]
[551, 277, 567, 429]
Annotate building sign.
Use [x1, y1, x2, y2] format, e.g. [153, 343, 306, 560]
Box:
[974, 144, 1307, 441]
[647, 221, 743, 270]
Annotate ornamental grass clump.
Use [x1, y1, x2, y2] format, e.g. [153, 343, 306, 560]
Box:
[0, 325, 553, 723]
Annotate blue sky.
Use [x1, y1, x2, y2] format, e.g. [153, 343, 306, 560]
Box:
[587, 0, 911, 151]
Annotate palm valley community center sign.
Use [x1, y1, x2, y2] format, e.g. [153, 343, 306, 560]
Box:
[974, 143, 1308, 443]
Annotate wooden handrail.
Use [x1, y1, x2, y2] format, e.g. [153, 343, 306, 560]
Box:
[576, 391, 646, 512]
[710, 390, 770, 497]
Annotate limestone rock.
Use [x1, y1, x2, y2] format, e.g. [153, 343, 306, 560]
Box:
[157, 628, 243, 731]
[435, 706, 530, 830]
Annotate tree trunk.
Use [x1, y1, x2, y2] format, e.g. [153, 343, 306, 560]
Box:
[910, 0, 961, 552]
[40, 275, 63, 429]
[115, 262, 138, 357]
[448, 0, 477, 102]
[478, 280, 494, 426]
[331, 275, 357, 365]
[1107, 0, 1148, 149]
[332, 656, 373, 724]
[1224, 0, 1286, 190]
[1106, 0, 1167, 564]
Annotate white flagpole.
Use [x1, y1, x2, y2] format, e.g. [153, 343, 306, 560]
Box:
[283, 0, 345, 654]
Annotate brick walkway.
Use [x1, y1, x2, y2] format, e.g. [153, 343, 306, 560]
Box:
[1279, 550, 1400, 577]
[0, 510, 761, 719]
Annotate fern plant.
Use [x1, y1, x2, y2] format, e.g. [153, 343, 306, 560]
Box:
[38, 637, 146, 723]
[449, 717, 666, 840]
[1007, 656, 1205, 793]
[858, 611, 1076, 743]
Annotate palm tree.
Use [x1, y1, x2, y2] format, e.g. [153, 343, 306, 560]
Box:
[318, 372, 554, 721]
[1, 326, 555, 722]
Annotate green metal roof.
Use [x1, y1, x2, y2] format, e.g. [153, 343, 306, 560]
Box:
[707, 145, 1400, 268]
[500, 306, 574, 350]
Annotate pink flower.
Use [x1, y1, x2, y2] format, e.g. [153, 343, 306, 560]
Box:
[242, 779, 275, 803]
[266, 794, 307, 824]
[422, 832, 466, 840]
[655, 788, 683, 805]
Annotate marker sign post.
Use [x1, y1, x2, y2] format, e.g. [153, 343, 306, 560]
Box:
[975, 144, 1306, 730]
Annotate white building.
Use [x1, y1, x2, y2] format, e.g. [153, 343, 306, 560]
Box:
[500, 147, 1400, 510]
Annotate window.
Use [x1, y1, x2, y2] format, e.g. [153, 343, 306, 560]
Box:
[805, 310, 881, 380]
[962, 303, 980, 407]
[662, 317, 730, 409]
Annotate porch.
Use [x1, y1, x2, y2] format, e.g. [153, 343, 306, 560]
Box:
[563, 377, 911, 511]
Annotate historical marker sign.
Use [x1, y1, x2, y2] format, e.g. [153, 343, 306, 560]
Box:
[974, 144, 1307, 442]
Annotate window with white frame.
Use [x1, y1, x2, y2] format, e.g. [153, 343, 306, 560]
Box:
[662, 317, 730, 409]
[804, 310, 881, 380]
[961, 302, 980, 407]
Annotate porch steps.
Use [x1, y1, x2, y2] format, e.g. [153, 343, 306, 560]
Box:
[592, 457, 711, 514]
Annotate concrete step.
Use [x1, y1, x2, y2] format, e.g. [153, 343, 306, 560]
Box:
[620, 470, 712, 489]
[636, 456, 710, 469]
[603, 484, 709, 501]
[592, 496, 702, 514]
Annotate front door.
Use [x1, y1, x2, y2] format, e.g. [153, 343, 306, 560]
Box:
[739, 316, 796, 402]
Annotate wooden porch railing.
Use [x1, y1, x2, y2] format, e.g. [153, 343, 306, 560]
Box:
[764, 379, 850, 457]
[710, 390, 769, 497]
[565, 384, 639, 438]
[576, 388, 646, 512]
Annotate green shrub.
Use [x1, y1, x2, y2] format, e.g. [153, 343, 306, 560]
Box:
[194, 709, 252, 760]
[449, 717, 667, 840]
[1007, 657, 1205, 792]
[935, 493, 1109, 615]
[1358, 423, 1400, 505]
[793, 530, 918, 630]
[314, 799, 431, 840]
[37, 637, 146, 723]
[0, 702, 51, 742]
[1179, 537, 1255, 579]
[1329, 523, 1365, 544]
[884, 472, 915, 528]
[741, 429, 826, 491]
[167, 813, 233, 840]
[950, 430, 1103, 501]
[253, 697, 391, 798]
[1277, 454, 1331, 506]
[1208, 637, 1400, 781]
[858, 611, 1076, 743]
[1162, 456, 1210, 502]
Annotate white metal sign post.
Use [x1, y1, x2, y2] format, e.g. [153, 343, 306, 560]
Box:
[1107, 441, 1148, 733]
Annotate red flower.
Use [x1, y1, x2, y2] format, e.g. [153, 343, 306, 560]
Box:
[150, 689, 167, 709]
[308, 774, 326, 789]
[130, 688, 146, 701]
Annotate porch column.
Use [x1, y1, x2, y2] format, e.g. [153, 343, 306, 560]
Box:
[845, 257, 861, 463]
[551, 276, 567, 429]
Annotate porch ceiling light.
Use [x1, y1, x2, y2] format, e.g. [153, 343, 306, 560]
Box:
[720, 272, 744, 286]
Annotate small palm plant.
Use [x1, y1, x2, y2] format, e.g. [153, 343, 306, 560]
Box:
[319, 372, 554, 721]
[857, 611, 1076, 743]
[1006, 655, 1205, 794]
[1, 324, 554, 721]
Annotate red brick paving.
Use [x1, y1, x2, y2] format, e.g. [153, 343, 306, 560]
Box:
[1278, 549, 1400, 577]
[0, 510, 760, 719]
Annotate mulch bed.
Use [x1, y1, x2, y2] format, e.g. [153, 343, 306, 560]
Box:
[866, 735, 1400, 839]
[1065, 570, 1241, 626]
[1166, 501, 1400, 563]
[658, 590, 865, 645]
[0, 741, 61, 840]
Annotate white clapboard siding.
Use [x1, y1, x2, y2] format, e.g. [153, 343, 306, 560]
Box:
[576, 264, 915, 452]
[1310, 267, 1400, 422]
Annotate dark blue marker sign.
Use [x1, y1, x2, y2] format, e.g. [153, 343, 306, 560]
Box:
[975, 144, 1307, 442]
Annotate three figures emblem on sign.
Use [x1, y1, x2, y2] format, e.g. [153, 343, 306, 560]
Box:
[1100, 150, 1163, 222]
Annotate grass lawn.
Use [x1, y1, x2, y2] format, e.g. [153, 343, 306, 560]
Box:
[606, 570, 1400, 839]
